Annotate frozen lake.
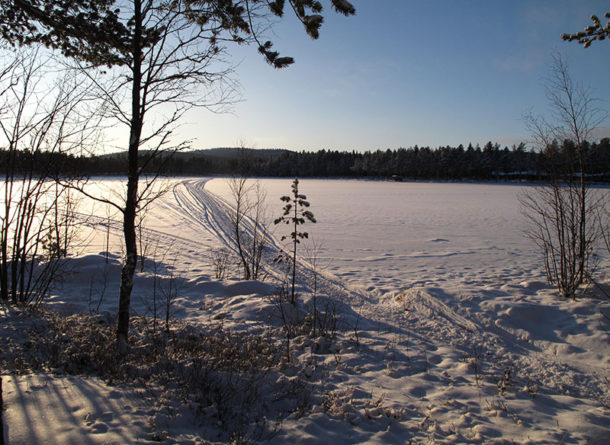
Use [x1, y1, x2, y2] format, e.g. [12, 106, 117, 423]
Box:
[6, 177, 606, 296]
[206, 178, 544, 295]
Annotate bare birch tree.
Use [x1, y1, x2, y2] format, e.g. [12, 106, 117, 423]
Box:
[228, 176, 269, 280]
[0, 48, 93, 305]
[247, 180, 269, 280]
[521, 53, 607, 299]
[228, 175, 252, 280]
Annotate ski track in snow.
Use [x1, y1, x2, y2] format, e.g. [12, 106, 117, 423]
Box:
[172, 178, 236, 247]
[149, 179, 609, 406]
[173, 179, 370, 310]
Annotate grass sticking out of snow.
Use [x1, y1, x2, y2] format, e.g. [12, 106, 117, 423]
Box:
[1, 307, 318, 443]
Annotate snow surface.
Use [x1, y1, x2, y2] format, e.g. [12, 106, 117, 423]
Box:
[2, 177, 609, 444]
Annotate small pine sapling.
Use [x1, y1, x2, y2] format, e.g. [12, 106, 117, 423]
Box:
[274, 178, 316, 304]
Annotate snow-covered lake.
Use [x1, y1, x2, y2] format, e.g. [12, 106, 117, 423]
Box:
[206, 178, 544, 294]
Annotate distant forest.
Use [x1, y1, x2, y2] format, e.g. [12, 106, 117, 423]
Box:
[2, 139, 610, 181]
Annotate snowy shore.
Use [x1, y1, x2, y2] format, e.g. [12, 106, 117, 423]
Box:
[2, 177, 609, 444]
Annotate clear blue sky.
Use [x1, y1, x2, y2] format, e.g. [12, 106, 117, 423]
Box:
[180, 0, 610, 152]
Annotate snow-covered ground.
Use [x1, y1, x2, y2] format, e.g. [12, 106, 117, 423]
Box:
[2, 177, 609, 444]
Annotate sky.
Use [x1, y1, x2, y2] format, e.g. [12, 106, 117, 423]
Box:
[172, 0, 610, 153]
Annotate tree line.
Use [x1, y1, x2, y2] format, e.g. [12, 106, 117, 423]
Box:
[2, 138, 609, 181]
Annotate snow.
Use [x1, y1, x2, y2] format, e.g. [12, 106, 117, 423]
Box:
[2, 373, 156, 444]
[2, 177, 609, 444]
[205, 179, 544, 296]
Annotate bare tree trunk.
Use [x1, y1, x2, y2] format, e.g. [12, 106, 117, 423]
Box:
[1, 375, 4, 445]
[0, 154, 13, 302]
[577, 150, 587, 284]
[0, 234, 7, 302]
[117, 0, 143, 353]
[228, 176, 252, 280]
[249, 181, 268, 280]
[291, 200, 298, 304]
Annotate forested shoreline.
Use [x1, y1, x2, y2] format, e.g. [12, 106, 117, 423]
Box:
[2, 138, 609, 181]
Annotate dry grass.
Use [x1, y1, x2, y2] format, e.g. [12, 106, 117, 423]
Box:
[1, 308, 309, 441]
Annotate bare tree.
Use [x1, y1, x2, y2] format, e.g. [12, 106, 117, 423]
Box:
[228, 175, 270, 280]
[521, 53, 607, 299]
[304, 236, 325, 337]
[228, 175, 252, 280]
[520, 181, 601, 299]
[0, 48, 93, 305]
[247, 181, 269, 280]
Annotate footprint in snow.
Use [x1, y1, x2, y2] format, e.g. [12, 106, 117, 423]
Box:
[90, 422, 109, 434]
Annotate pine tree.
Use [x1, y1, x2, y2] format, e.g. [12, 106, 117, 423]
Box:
[274, 178, 316, 304]
[562, 13, 610, 48]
